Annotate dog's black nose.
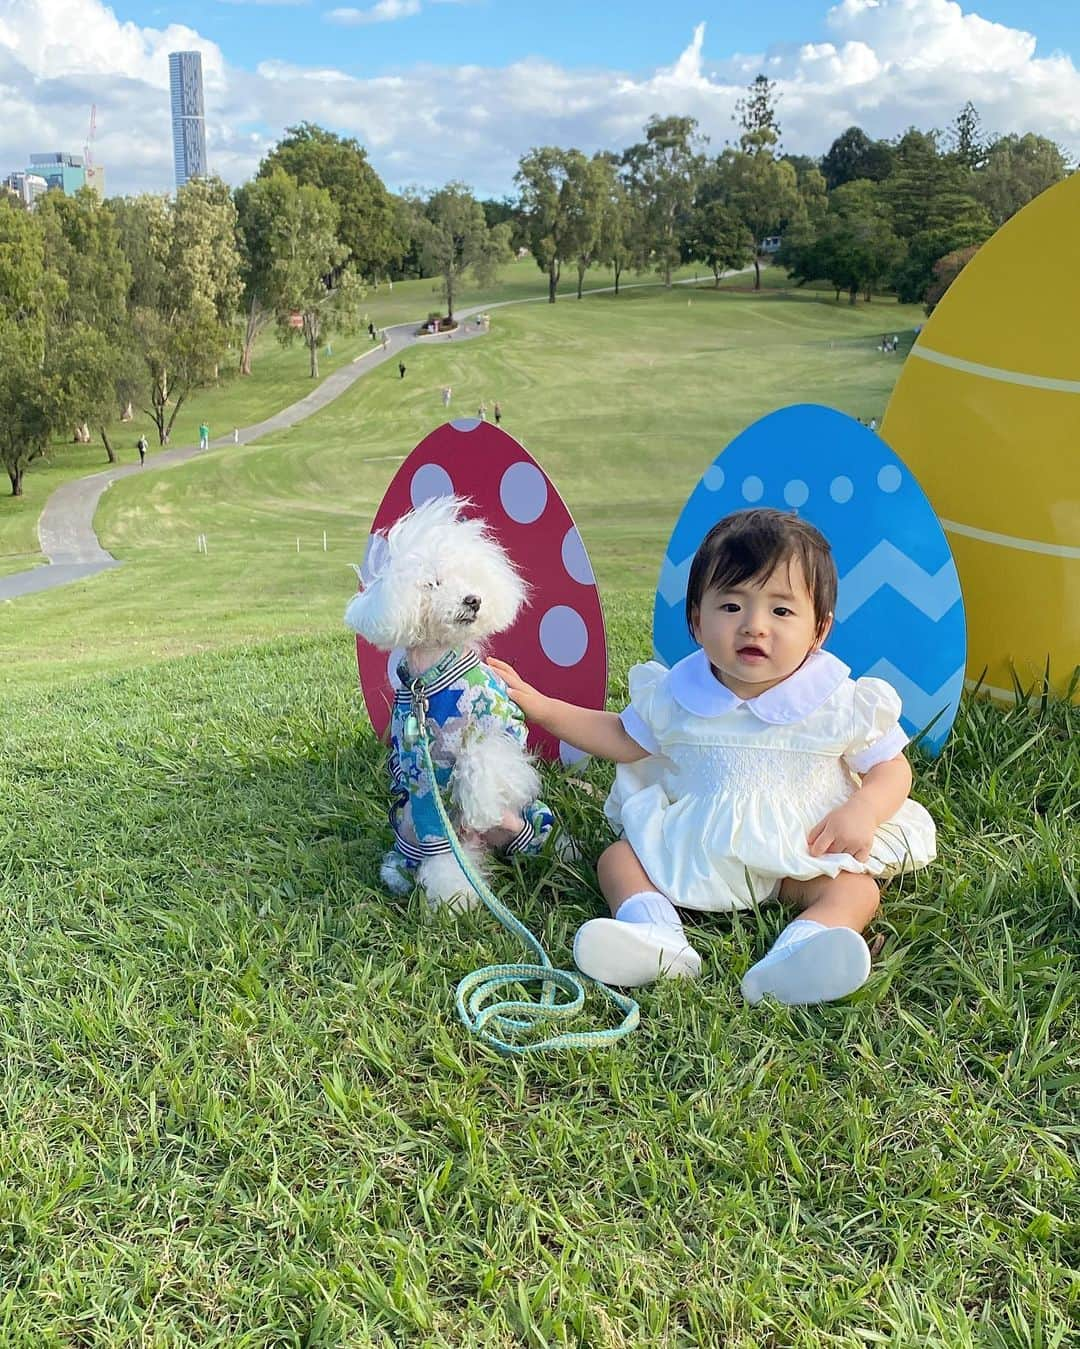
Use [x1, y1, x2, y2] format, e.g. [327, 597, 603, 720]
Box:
[462, 594, 481, 613]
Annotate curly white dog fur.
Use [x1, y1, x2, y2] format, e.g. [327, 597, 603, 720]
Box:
[345, 496, 556, 910]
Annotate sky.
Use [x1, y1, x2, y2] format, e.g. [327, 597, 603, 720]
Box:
[2, 0, 1079, 198]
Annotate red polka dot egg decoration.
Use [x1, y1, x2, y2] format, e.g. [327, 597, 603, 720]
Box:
[355, 418, 608, 763]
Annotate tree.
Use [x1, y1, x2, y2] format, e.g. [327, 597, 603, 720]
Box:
[593, 153, 634, 295]
[713, 147, 801, 289]
[780, 180, 904, 304]
[621, 115, 706, 287]
[974, 133, 1071, 226]
[516, 147, 598, 303]
[417, 182, 512, 320]
[258, 123, 401, 279]
[821, 127, 894, 189]
[235, 172, 291, 376]
[258, 178, 359, 379]
[884, 129, 990, 241]
[925, 244, 980, 314]
[37, 189, 137, 462]
[0, 197, 110, 496]
[687, 199, 754, 286]
[735, 74, 782, 154]
[947, 101, 987, 170]
[121, 178, 244, 444]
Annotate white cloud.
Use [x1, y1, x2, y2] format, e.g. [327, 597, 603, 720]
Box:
[0, 0, 1077, 199]
[326, 0, 421, 24]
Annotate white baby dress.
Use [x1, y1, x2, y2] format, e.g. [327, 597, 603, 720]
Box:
[606, 648, 937, 912]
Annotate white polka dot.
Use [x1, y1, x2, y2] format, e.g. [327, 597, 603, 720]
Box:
[499, 461, 548, 524]
[450, 418, 482, 432]
[410, 462, 454, 508]
[539, 606, 589, 667]
[877, 465, 902, 493]
[560, 741, 590, 766]
[783, 479, 809, 508]
[360, 533, 389, 585]
[387, 647, 406, 688]
[741, 476, 764, 503]
[561, 527, 594, 585]
[703, 464, 725, 491]
[829, 476, 854, 504]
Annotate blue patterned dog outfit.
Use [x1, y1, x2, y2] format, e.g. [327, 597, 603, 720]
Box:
[387, 649, 554, 872]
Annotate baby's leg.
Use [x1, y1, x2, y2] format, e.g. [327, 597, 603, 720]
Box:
[573, 841, 702, 987]
[741, 872, 878, 1007]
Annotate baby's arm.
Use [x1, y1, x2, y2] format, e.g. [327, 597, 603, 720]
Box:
[808, 754, 912, 860]
[488, 658, 649, 764]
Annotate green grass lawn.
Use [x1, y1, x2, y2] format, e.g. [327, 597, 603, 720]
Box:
[4, 279, 1071, 1344]
[0, 280, 922, 688]
[0, 614, 1075, 1344]
[0, 323, 373, 570]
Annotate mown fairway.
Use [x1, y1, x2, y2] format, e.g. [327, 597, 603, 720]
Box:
[1, 277, 1076, 1345]
[2, 276, 922, 686]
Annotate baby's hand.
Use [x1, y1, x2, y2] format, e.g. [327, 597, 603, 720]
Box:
[487, 657, 547, 720]
[807, 798, 878, 861]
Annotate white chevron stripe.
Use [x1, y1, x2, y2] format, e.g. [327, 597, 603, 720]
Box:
[836, 541, 961, 623]
[863, 659, 966, 735]
[657, 553, 693, 608]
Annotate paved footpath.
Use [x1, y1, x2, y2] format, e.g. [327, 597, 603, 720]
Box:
[1, 273, 743, 602]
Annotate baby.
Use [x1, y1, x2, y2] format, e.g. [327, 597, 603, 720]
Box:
[491, 508, 936, 1006]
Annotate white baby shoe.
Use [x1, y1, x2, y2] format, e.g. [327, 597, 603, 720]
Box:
[573, 917, 702, 987]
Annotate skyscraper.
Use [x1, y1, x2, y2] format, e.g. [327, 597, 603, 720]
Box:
[169, 51, 208, 188]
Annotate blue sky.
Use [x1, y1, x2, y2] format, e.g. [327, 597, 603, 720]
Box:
[111, 0, 1078, 75]
[2, 0, 1078, 195]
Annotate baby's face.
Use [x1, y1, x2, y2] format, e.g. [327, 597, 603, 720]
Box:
[692, 557, 828, 698]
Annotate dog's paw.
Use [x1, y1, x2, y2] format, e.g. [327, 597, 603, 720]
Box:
[380, 851, 414, 895]
[418, 851, 484, 912]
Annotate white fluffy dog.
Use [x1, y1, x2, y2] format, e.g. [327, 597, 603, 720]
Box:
[345, 496, 556, 910]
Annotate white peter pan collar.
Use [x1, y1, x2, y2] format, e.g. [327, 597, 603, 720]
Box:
[668, 648, 851, 725]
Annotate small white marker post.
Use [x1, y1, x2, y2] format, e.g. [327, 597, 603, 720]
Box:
[197, 533, 207, 555]
[233, 428, 239, 444]
[322, 531, 327, 552]
[296, 537, 301, 553]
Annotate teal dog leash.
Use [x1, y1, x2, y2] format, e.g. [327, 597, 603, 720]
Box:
[403, 680, 640, 1057]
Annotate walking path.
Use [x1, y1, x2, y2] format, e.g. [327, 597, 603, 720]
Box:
[1, 272, 743, 601]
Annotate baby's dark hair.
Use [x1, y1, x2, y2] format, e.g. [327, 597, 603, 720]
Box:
[685, 508, 837, 640]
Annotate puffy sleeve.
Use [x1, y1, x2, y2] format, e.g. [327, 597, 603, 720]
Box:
[618, 661, 672, 756]
[843, 677, 909, 774]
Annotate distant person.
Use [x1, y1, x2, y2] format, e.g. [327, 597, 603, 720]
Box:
[869, 417, 878, 432]
[381, 330, 389, 351]
[442, 386, 452, 409]
[137, 434, 148, 466]
[198, 422, 210, 450]
[369, 322, 377, 342]
[494, 400, 502, 426]
[398, 361, 407, 380]
[478, 401, 487, 422]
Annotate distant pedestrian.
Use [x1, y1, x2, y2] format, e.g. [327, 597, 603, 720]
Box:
[442, 386, 452, 409]
[381, 331, 389, 351]
[369, 322, 377, 342]
[493, 400, 502, 426]
[137, 434, 147, 466]
[478, 401, 487, 422]
[198, 422, 210, 450]
[398, 361, 407, 380]
[869, 417, 878, 432]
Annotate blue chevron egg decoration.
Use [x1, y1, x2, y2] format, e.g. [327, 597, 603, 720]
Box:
[653, 404, 966, 755]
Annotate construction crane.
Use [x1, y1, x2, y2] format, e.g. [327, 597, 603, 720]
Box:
[84, 104, 96, 169]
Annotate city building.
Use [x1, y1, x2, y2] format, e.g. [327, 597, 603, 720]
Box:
[85, 164, 106, 199]
[27, 152, 86, 195]
[3, 171, 49, 207]
[169, 50, 208, 188]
